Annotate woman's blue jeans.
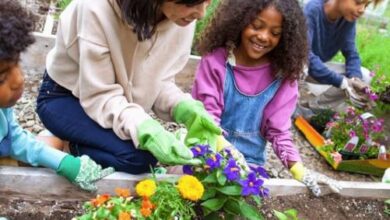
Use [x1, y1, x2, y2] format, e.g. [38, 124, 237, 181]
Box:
[36, 72, 157, 174]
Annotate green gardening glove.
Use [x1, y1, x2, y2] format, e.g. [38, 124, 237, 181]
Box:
[57, 155, 115, 191]
[173, 99, 222, 152]
[137, 119, 201, 165]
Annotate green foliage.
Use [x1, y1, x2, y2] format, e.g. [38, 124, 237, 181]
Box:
[274, 209, 300, 220]
[187, 144, 268, 220]
[151, 181, 196, 219]
[309, 109, 336, 133]
[385, 199, 390, 216]
[193, 0, 220, 54]
[56, 0, 73, 11]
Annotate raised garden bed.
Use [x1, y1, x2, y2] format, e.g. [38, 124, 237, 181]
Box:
[1, 166, 390, 219]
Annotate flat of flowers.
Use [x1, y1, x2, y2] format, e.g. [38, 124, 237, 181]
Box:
[294, 116, 390, 176]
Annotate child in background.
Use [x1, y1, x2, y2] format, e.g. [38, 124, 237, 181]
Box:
[0, 0, 113, 191]
[303, 0, 383, 111]
[192, 0, 340, 196]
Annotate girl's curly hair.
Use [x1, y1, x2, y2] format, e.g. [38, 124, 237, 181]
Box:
[197, 0, 308, 80]
[0, 0, 36, 61]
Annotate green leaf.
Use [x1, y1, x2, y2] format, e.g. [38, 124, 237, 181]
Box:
[385, 199, 390, 205]
[223, 199, 241, 215]
[284, 209, 299, 219]
[202, 188, 217, 200]
[239, 201, 264, 220]
[251, 195, 262, 206]
[216, 185, 242, 196]
[202, 206, 213, 217]
[274, 210, 288, 220]
[204, 211, 221, 220]
[216, 169, 227, 186]
[203, 172, 218, 183]
[201, 197, 227, 211]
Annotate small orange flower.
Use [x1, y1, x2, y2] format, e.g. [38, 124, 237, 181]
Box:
[118, 211, 131, 220]
[140, 208, 152, 217]
[115, 187, 131, 198]
[141, 197, 154, 209]
[91, 194, 110, 207]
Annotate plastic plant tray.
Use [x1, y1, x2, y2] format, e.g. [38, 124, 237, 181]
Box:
[294, 116, 390, 176]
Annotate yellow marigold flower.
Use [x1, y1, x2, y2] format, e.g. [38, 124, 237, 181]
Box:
[177, 175, 204, 201]
[135, 179, 156, 197]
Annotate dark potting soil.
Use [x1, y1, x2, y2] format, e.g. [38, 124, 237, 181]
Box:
[0, 194, 388, 220]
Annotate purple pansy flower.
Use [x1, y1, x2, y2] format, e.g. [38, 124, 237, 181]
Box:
[190, 144, 209, 157]
[182, 165, 193, 175]
[259, 188, 270, 198]
[224, 159, 241, 181]
[205, 153, 222, 171]
[239, 172, 264, 196]
[249, 165, 269, 179]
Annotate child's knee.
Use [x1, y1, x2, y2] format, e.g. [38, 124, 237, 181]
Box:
[36, 129, 65, 151]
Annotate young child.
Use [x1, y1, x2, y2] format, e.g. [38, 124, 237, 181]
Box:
[0, 0, 113, 191]
[192, 0, 340, 196]
[303, 0, 383, 110]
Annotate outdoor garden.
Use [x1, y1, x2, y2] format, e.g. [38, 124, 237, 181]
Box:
[0, 0, 390, 219]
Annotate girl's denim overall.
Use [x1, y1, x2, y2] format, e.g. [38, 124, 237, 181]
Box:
[221, 63, 281, 165]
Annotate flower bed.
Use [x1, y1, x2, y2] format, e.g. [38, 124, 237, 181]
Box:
[73, 144, 269, 219]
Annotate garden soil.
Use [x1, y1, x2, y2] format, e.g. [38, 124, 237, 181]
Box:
[0, 0, 388, 219]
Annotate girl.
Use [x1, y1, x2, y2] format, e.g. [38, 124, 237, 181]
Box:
[36, 0, 221, 174]
[193, 0, 340, 196]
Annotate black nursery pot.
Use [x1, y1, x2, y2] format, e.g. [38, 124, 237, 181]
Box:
[339, 150, 362, 160]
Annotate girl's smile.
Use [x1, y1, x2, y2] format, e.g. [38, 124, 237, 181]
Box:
[235, 6, 282, 67]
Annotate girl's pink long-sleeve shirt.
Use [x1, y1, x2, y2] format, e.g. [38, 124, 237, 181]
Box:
[192, 48, 301, 167]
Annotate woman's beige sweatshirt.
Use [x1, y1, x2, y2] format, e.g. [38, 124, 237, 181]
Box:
[46, 0, 194, 146]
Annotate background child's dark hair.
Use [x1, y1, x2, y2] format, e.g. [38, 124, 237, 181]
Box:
[197, 0, 308, 80]
[116, 0, 207, 41]
[0, 0, 36, 61]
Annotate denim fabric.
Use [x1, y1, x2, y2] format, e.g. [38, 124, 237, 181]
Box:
[0, 122, 12, 157]
[36, 71, 157, 174]
[220, 64, 281, 165]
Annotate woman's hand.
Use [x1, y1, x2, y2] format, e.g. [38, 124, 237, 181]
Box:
[137, 119, 201, 165]
[173, 99, 221, 151]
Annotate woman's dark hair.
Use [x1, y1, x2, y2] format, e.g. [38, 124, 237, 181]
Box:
[0, 0, 36, 61]
[197, 0, 308, 80]
[116, 0, 206, 41]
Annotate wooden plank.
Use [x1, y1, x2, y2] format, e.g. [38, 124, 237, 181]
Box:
[1, 166, 389, 201]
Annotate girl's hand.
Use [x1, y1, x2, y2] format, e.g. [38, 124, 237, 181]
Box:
[290, 162, 342, 196]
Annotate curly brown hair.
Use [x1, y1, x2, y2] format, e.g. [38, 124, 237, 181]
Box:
[197, 0, 308, 80]
[0, 0, 36, 61]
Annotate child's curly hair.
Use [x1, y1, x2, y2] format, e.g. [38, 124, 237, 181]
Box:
[197, 0, 308, 80]
[0, 0, 36, 61]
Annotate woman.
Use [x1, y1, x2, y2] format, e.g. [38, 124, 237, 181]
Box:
[37, 0, 220, 174]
